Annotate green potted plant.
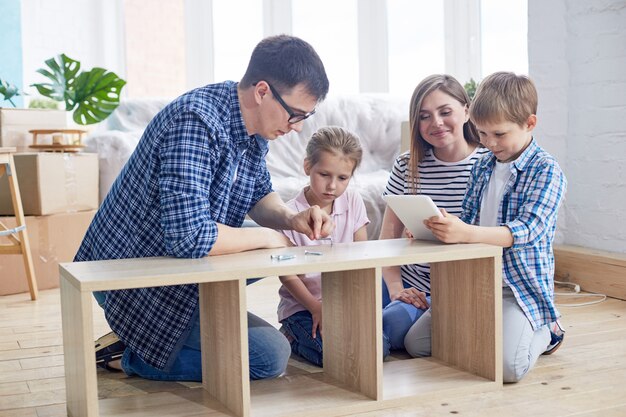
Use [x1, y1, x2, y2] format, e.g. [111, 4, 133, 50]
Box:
[464, 78, 479, 100]
[32, 53, 126, 125]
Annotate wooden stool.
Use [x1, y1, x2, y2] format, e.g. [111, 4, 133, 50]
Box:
[0, 147, 38, 300]
[29, 129, 86, 153]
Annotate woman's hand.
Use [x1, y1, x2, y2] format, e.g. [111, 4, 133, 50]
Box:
[391, 288, 429, 309]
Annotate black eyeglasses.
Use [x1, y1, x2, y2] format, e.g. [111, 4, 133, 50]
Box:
[267, 83, 316, 124]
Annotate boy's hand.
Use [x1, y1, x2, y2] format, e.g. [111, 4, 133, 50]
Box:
[392, 288, 429, 309]
[424, 208, 469, 243]
[290, 206, 334, 241]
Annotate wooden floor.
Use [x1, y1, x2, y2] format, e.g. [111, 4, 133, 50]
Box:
[1, 277, 625, 417]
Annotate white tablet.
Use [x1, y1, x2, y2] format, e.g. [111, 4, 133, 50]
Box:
[383, 195, 443, 241]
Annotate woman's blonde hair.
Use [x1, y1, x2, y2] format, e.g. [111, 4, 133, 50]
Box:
[470, 72, 538, 126]
[407, 74, 479, 193]
[305, 126, 363, 173]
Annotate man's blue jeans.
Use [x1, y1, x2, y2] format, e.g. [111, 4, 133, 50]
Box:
[382, 297, 431, 358]
[94, 288, 291, 381]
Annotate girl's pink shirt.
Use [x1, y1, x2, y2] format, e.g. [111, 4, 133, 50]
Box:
[277, 187, 370, 322]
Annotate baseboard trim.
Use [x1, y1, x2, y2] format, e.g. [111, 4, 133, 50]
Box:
[554, 245, 626, 300]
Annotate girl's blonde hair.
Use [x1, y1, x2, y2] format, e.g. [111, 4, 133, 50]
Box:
[305, 126, 363, 173]
[408, 74, 480, 193]
[470, 72, 538, 126]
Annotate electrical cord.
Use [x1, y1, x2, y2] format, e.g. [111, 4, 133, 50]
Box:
[554, 276, 607, 307]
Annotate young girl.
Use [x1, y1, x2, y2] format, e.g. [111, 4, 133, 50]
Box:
[278, 126, 369, 367]
[380, 74, 490, 358]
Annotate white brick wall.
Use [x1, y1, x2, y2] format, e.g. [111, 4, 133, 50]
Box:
[529, 0, 626, 252]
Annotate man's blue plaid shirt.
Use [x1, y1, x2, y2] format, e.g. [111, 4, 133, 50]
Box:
[75, 81, 273, 370]
[461, 139, 567, 330]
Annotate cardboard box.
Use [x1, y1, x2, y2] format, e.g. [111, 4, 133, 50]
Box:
[0, 108, 68, 151]
[0, 152, 99, 215]
[0, 210, 96, 295]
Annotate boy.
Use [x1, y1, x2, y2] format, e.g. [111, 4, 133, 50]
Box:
[415, 72, 567, 383]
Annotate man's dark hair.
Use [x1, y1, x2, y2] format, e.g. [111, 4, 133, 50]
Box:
[240, 35, 329, 101]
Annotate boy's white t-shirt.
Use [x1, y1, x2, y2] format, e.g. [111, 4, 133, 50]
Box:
[480, 161, 513, 227]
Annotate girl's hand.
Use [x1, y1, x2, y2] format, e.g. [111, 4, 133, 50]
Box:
[310, 301, 323, 338]
[404, 228, 414, 239]
[424, 208, 469, 243]
[391, 288, 429, 309]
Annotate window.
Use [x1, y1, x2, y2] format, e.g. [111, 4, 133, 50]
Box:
[292, 0, 359, 94]
[212, 1, 263, 83]
[480, 0, 528, 76]
[387, 0, 446, 96]
[118, 0, 528, 98]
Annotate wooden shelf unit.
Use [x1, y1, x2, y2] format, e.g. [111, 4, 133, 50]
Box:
[60, 238, 502, 417]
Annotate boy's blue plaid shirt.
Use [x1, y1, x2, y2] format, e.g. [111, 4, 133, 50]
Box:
[75, 81, 273, 370]
[461, 139, 567, 330]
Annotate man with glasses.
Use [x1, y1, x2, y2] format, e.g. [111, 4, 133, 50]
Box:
[267, 82, 316, 124]
[78, 35, 331, 382]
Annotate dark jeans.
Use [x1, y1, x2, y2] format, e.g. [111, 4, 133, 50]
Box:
[94, 281, 291, 381]
[280, 310, 324, 367]
[122, 311, 290, 381]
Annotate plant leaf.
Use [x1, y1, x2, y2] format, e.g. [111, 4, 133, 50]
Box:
[31, 53, 81, 104]
[71, 68, 127, 125]
[0, 78, 22, 106]
[30, 53, 126, 124]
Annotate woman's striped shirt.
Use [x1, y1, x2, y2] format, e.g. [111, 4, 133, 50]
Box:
[383, 146, 490, 293]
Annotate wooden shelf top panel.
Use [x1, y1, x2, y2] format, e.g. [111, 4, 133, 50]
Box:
[60, 239, 501, 292]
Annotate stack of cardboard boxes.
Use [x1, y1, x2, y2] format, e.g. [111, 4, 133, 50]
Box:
[0, 108, 99, 295]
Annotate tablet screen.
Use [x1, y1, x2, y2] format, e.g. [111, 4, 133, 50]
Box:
[384, 195, 442, 241]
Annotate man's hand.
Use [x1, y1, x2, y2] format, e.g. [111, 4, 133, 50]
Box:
[424, 208, 470, 243]
[209, 224, 294, 255]
[391, 288, 429, 309]
[264, 228, 295, 248]
[289, 205, 334, 241]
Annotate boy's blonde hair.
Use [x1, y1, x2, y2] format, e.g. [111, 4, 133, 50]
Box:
[470, 72, 538, 126]
[305, 126, 363, 174]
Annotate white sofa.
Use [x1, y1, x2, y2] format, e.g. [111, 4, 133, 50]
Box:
[85, 94, 408, 238]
